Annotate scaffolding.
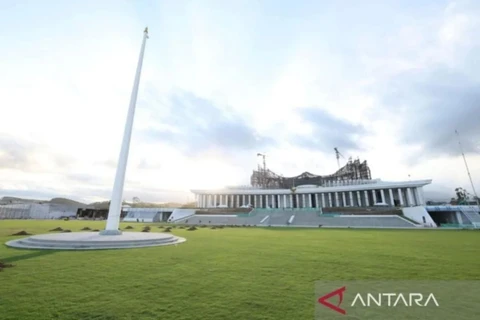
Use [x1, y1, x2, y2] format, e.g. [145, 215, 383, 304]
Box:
[250, 158, 372, 189]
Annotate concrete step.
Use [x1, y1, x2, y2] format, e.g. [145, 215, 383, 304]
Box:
[6, 231, 186, 250]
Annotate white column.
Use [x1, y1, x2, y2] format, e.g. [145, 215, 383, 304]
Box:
[328, 193, 332, 207]
[456, 212, 464, 224]
[214, 194, 217, 207]
[380, 189, 385, 203]
[283, 195, 287, 208]
[296, 194, 299, 208]
[398, 188, 404, 206]
[301, 194, 305, 208]
[364, 191, 370, 206]
[321, 194, 325, 207]
[407, 188, 414, 206]
[236, 195, 239, 208]
[414, 188, 421, 205]
[242, 195, 245, 206]
[349, 192, 353, 207]
[315, 194, 319, 208]
[389, 189, 394, 206]
[308, 194, 312, 208]
[414, 188, 421, 206]
[103, 28, 149, 235]
[271, 194, 275, 208]
[254, 195, 257, 207]
[229, 195, 233, 207]
[259, 195, 263, 208]
[335, 192, 339, 207]
[417, 187, 425, 205]
[342, 192, 346, 206]
[356, 191, 362, 207]
[289, 195, 293, 208]
[372, 190, 377, 204]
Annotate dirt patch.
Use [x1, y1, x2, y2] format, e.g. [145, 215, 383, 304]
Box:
[187, 226, 197, 231]
[49, 227, 63, 232]
[62, 230, 72, 233]
[0, 261, 14, 271]
[81, 227, 91, 231]
[92, 229, 100, 232]
[10, 230, 32, 236]
[163, 227, 172, 232]
[142, 226, 151, 231]
[125, 226, 134, 230]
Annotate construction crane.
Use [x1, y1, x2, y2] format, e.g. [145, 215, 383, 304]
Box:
[455, 130, 479, 207]
[334, 147, 345, 169]
[257, 153, 267, 188]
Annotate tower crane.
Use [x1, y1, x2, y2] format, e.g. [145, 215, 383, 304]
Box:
[334, 147, 346, 169]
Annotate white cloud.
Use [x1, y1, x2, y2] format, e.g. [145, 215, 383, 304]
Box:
[1, 0, 479, 203]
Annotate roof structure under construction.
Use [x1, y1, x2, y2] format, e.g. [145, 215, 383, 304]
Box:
[250, 157, 372, 189]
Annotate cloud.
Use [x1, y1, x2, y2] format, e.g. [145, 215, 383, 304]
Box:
[379, 66, 480, 159]
[0, 137, 34, 170]
[1, 0, 480, 203]
[138, 90, 276, 157]
[291, 107, 367, 153]
[0, 136, 75, 172]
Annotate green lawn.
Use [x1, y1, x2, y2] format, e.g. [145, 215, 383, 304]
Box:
[0, 220, 479, 320]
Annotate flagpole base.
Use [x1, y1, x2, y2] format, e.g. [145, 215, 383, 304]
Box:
[99, 229, 123, 236]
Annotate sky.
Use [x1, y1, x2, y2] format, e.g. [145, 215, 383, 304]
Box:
[1, 0, 479, 204]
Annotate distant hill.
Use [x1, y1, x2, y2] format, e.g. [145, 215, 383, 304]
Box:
[87, 201, 185, 209]
[1, 196, 43, 203]
[129, 202, 184, 208]
[50, 198, 86, 206]
[0, 196, 86, 206]
[0, 196, 188, 209]
[180, 202, 197, 208]
[88, 201, 111, 210]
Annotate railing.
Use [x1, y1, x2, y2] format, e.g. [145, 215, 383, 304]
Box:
[253, 207, 321, 212]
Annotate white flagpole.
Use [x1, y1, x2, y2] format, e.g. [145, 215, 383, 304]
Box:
[101, 27, 149, 235]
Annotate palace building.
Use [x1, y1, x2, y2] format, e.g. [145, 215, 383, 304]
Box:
[191, 158, 432, 209]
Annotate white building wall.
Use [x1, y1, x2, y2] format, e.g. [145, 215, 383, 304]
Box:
[402, 206, 436, 227]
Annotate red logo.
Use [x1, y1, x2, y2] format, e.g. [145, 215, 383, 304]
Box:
[318, 286, 347, 315]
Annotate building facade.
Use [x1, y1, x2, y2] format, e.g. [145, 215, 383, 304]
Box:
[191, 179, 432, 209]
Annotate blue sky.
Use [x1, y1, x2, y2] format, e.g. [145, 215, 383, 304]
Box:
[1, 0, 479, 203]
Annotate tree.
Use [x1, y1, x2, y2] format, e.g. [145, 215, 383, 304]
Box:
[455, 187, 469, 205]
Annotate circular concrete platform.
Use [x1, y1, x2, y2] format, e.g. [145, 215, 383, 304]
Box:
[5, 232, 186, 250]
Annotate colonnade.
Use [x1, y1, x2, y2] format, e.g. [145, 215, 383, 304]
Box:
[195, 187, 425, 209]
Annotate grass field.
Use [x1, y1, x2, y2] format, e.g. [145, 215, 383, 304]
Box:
[1, 220, 479, 320]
